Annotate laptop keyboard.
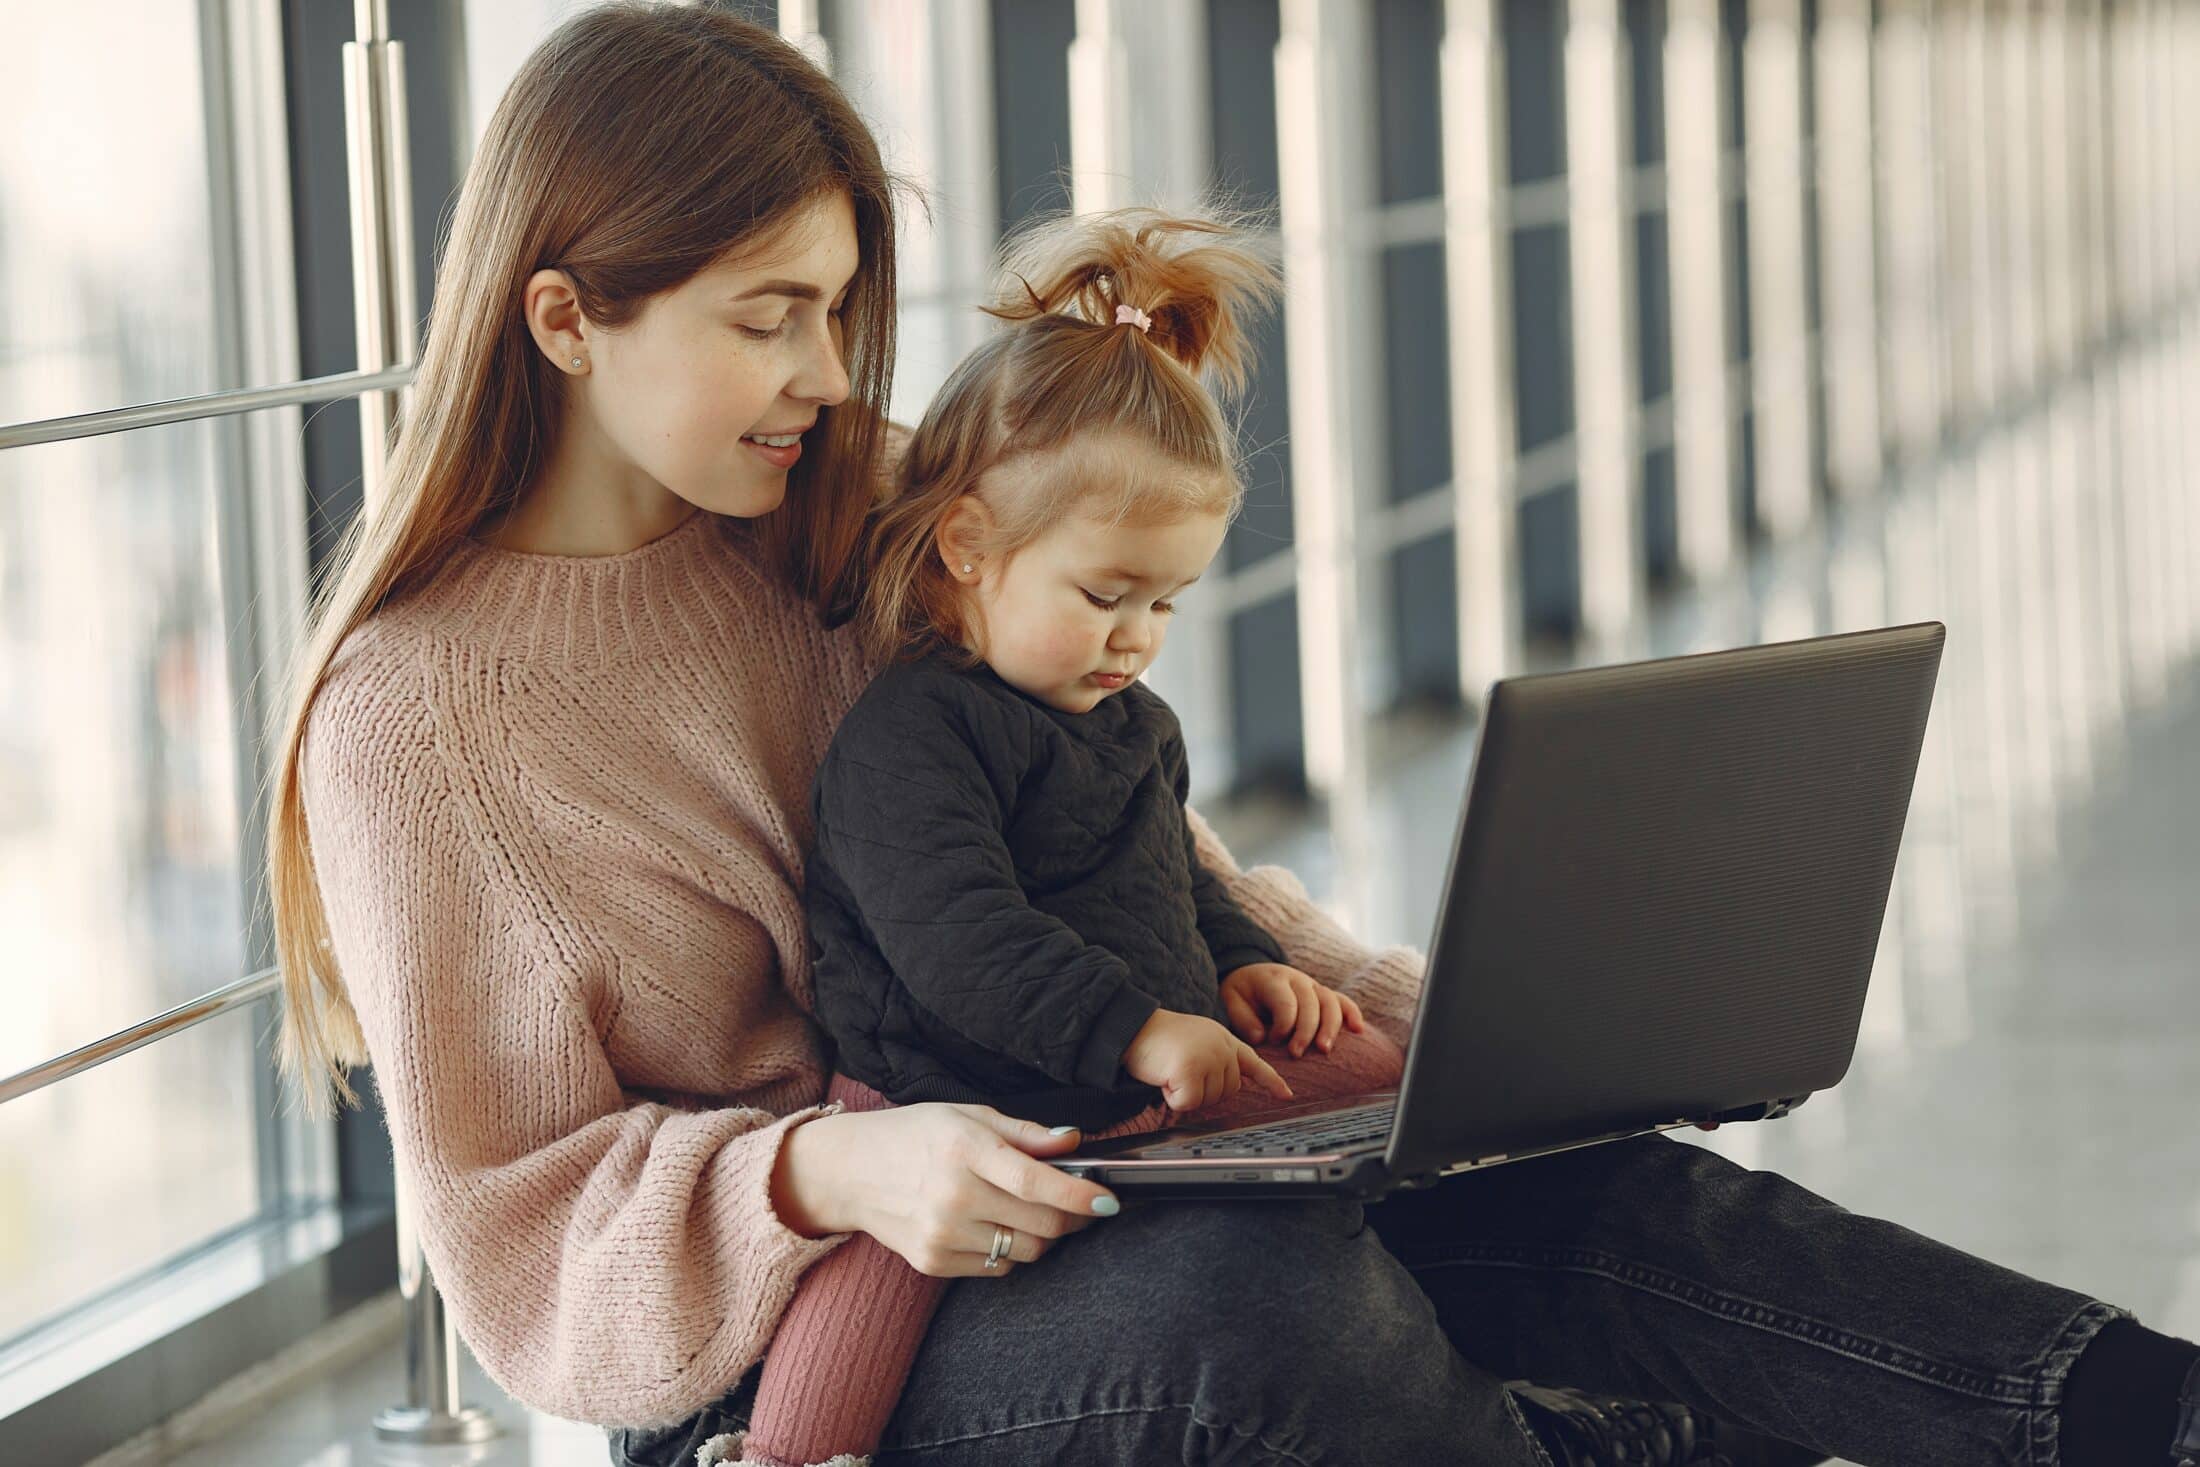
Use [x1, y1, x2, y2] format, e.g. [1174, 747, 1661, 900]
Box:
[1140, 1099, 1398, 1158]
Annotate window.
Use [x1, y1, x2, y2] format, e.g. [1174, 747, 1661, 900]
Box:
[0, 2, 263, 1351]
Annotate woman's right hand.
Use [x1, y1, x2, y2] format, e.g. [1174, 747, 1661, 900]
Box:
[772, 1102, 1122, 1277]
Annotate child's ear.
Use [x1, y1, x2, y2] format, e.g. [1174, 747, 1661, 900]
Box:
[933, 493, 996, 581]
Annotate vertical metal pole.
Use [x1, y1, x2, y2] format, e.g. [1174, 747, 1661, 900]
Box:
[2146, 0, 2194, 663]
[375, 1170, 496, 1442]
[1931, 0, 1983, 433]
[2108, 0, 2169, 703]
[1564, 0, 1647, 662]
[1444, 0, 1523, 698]
[2035, 0, 2078, 383]
[342, 0, 419, 514]
[1068, 0, 1137, 215]
[2072, 0, 2130, 749]
[1956, 0, 2006, 416]
[1875, 0, 1943, 472]
[1999, 0, 2042, 396]
[347, 0, 494, 1445]
[1813, 0, 1881, 504]
[2034, 12, 2102, 803]
[1276, 0, 1382, 929]
[1069, 0, 1238, 796]
[2181, 3, 2200, 669]
[1666, 0, 1740, 582]
[1742, 0, 1818, 540]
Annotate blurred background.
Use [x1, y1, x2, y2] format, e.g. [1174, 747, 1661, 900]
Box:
[1, 1, 2195, 1463]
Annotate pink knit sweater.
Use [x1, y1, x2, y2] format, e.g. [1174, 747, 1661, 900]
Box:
[298, 506, 1427, 1427]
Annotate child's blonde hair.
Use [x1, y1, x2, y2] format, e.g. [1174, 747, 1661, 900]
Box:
[858, 204, 1280, 663]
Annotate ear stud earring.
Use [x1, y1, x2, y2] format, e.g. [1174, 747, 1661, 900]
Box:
[570, 357, 583, 369]
[961, 563, 973, 574]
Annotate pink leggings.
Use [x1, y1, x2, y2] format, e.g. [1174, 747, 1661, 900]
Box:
[737, 1026, 1408, 1467]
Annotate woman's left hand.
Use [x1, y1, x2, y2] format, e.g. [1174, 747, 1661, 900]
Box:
[1219, 962, 1366, 1058]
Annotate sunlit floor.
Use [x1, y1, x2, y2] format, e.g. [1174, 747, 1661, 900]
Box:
[104, 343, 2200, 1465]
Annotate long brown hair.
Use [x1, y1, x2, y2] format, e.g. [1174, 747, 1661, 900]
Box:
[859, 204, 1278, 664]
[267, 2, 897, 1118]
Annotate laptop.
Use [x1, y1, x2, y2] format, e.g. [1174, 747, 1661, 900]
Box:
[1052, 621, 1946, 1201]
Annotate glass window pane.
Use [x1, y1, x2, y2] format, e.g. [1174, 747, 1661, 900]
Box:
[1511, 221, 1577, 452]
[991, 0, 1074, 231]
[1225, 306, 1297, 571]
[1208, 0, 1284, 206]
[1504, 0, 1568, 186]
[0, 5, 224, 417]
[0, 3, 261, 1349]
[1381, 242, 1452, 503]
[1519, 480, 1582, 638]
[1227, 593, 1306, 792]
[0, 1004, 261, 1344]
[1375, 0, 1443, 205]
[1643, 441, 1680, 584]
[1390, 530, 1460, 705]
[1636, 208, 1676, 402]
[1629, 0, 1669, 167]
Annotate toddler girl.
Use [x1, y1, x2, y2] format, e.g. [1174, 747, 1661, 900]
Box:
[721, 206, 1407, 1467]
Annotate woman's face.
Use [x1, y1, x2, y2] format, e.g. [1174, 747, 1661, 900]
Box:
[536, 190, 859, 521]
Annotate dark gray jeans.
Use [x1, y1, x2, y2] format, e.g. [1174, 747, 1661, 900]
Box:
[606, 1132, 2128, 1466]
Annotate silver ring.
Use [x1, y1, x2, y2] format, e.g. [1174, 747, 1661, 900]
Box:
[983, 1225, 1013, 1269]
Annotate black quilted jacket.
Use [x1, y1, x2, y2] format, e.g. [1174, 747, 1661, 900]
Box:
[803, 654, 1286, 1130]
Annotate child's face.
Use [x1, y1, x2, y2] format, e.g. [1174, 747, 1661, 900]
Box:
[967, 509, 1227, 714]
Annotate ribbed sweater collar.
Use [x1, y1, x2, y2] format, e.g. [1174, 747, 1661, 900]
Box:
[397, 508, 790, 667]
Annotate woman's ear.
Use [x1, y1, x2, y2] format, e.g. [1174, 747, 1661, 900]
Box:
[934, 493, 996, 582]
[523, 267, 590, 374]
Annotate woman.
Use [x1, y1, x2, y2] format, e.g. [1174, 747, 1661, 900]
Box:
[268, 6, 2200, 1465]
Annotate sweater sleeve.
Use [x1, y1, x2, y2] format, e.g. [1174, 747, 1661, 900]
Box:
[813, 693, 1156, 1090]
[1161, 725, 1287, 980]
[1181, 803, 1426, 1052]
[301, 649, 849, 1428]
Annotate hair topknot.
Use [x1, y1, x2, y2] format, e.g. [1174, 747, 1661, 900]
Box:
[983, 202, 1280, 397]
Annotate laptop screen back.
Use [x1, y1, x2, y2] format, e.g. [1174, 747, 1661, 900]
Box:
[1385, 623, 1946, 1182]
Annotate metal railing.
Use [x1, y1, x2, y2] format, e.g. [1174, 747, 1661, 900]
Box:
[0, 0, 493, 1448]
[0, 366, 417, 452]
[0, 970, 281, 1108]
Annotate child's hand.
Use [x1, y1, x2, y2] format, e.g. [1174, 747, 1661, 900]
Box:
[1123, 1009, 1293, 1112]
[1218, 962, 1366, 1058]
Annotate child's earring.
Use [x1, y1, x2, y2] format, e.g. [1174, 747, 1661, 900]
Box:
[961, 562, 973, 575]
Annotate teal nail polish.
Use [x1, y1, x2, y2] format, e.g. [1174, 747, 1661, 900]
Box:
[1091, 1194, 1121, 1216]
[1047, 1125, 1077, 1135]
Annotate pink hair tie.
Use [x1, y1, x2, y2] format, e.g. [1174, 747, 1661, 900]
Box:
[1114, 303, 1153, 334]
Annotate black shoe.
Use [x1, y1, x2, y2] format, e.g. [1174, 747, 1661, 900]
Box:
[2172, 1354, 2200, 1467]
[1510, 1383, 1833, 1467]
[1510, 1383, 1719, 1465]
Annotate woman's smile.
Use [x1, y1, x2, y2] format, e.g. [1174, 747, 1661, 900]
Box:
[741, 422, 813, 470]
